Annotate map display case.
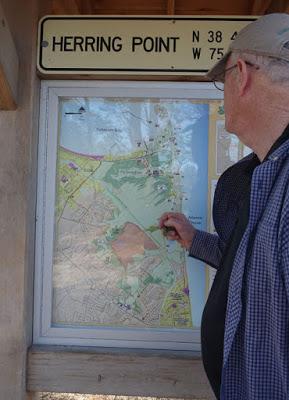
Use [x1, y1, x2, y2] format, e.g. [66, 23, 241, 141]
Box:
[34, 81, 249, 350]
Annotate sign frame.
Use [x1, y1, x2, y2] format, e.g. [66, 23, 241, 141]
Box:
[34, 79, 223, 351]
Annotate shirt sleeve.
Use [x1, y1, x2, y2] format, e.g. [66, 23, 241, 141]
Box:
[188, 229, 226, 270]
[279, 191, 289, 299]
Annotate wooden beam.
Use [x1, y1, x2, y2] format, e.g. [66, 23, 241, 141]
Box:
[27, 345, 214, 399]
[77, 0, 94, 14]
[167, 0, 175, 15]
[52, 0, 80, 14]
[0, 64, 16, 110]
[0, 1, 18, 110]
[267, 0, 289, 13]
[251, 0, 271, 14]
[251, 0, 289, 14]
[91, 0, 166, 15]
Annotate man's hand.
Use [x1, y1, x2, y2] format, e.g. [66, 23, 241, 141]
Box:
[159, 212, 196, 250]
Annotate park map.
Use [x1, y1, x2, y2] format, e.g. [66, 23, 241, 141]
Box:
[52, 98, 200, 329]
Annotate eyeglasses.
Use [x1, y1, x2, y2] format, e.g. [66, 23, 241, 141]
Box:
[213, 61, 260, 91]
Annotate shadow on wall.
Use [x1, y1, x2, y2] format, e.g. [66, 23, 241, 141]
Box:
[40, 394, 208, 400]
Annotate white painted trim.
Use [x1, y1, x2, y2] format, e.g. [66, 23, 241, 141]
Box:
[34, 80, 223, 350]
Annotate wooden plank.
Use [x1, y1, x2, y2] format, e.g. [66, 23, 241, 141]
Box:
[0, 63, 16, 110]
[51, 0, 257, 15]
[78, 0, 94, 14]
[267, 0, 289, 12]
[92, 0, 166, 13]
[27, 345, 214, 399]
[250, 0, 271, 14]
[52, 0, 80, 14]
[168, 0, 251, 14]
[167, 0, 175, 15]
[0, 0, 18, 110]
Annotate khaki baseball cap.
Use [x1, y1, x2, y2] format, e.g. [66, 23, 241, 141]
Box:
[207, 13, 289, 81]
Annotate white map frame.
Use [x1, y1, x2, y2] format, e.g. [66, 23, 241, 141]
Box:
[34, 80, 223, 351]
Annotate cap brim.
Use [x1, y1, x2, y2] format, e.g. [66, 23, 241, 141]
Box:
[206, 50, 231, 81]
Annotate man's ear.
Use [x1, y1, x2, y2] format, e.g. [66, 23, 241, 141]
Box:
[236, 58, 250, 95]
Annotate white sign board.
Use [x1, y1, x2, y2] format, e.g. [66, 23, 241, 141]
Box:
[38, 16, 256, 75]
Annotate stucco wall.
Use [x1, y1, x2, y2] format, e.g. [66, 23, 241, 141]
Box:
[0, 2, 214, 399]
[0, 0, 40, 398]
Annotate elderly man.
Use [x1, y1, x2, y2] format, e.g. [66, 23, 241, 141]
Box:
[159, 13, 289, 400]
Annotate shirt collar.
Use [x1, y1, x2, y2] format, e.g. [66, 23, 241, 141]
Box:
[263, 123, 289, 162]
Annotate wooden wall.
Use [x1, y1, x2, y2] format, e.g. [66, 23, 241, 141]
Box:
[51, 0, 289, 16]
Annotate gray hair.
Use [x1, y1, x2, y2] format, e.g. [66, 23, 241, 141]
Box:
[230, 51, 289, 84]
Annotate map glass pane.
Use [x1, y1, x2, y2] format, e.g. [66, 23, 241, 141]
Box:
[52, 97, 210, 329]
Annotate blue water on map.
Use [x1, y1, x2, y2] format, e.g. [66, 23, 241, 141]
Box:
[181, 104, 209, 328]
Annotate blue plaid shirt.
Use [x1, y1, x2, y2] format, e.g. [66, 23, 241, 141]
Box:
[190, 138, 289, 399]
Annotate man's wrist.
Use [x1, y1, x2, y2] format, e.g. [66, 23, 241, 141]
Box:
[184, 229, 197, 251]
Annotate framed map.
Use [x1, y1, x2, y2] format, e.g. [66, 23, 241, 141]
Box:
[34, 81, 227, 350]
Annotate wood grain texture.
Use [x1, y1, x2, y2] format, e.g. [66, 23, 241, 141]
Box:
[50, 0, 256, 15]
[251, 0, 271, 14]
[0, 63, 16, 109]
[267, 0, 289, 13]
[78, 0, 94, 14]
[175, 0, 251, 14]
[52, 0, 80, 14]
[0, 0, 19, 109]
[27, 346, 215, 399]
[167, 0, 175, 15]
[50, 0, 289, 16]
